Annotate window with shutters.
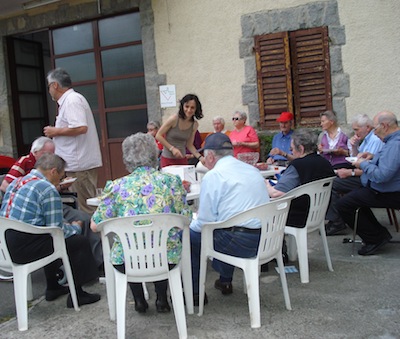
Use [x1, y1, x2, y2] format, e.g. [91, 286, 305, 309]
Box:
[255, 26, 332, 129]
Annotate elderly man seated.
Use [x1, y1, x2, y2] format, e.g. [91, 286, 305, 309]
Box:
[336, 111, 400, 255]
[0, 153, 100, 306]
[190, 133, 269, 305]
[201, 116, 231, 148]
[0, 136, 103, 269]
[325, 114, 384, 235]
[266, 129, 334, 227]
[267, 112, 295, 166]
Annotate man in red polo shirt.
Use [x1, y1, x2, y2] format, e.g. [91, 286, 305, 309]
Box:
[1, 137, 55, 192]
[0, 136, 103, 269]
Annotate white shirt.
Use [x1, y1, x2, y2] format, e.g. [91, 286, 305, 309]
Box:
[54, 89, 102, 172]
[190, 155, 270, 232]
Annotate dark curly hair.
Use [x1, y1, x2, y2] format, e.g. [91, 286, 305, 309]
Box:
[178, 94, 203, 121]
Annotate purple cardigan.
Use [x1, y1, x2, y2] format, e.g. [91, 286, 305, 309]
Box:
[320, 131, 349, 167]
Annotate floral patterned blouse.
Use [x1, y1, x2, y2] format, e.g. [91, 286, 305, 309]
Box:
[92, 166, 192, 265]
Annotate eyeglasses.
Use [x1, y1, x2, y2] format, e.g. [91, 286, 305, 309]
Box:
[373, 123, 382, 131]
[232, 117, 241, 121]
[47, 82, 54, 89]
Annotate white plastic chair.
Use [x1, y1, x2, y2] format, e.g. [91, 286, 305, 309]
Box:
[198, 197, 293, 328]
[96, 214, 192, 339]
[283, 177, 335, 283]
[0, 217, 80, 331]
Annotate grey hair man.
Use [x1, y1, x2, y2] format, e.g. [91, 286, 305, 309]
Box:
[336, 111, 400, 255]
[190, 132, 269, 304]
[0, 153, 100, 307]
[325, 113, 384, 236]
[212, 116, 226, 133]
[0, 136, 55, 193]
[0, 136, 103, 267]
[44, 68, 102, 214]
[348, 114, 383, 157]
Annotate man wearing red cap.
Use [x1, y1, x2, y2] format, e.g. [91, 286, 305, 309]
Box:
[267, 112, 295, 165]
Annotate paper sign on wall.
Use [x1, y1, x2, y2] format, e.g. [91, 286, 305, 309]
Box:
[159, 85, 177, 108]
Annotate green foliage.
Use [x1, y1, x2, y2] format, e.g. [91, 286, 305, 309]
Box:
[258, 133, 273, 162]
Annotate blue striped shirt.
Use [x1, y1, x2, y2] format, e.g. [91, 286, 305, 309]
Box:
[0, 169, 81, 238]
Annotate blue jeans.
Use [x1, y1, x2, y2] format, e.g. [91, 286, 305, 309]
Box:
[190, 228, 260, 294]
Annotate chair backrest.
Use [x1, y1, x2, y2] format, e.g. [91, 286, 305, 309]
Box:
[257, 196, 293, 261]
[284, 177, 335, 231]
[97, 214, 190, 281]
[0, 219, 14, 273]
[203, 197, 293, 262]
[0, 217, 63, 272]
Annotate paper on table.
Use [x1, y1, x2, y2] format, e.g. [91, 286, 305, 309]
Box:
[275, 265, 298, 274]
[345, 157, 357, 163]
[60, 177, 77, 185]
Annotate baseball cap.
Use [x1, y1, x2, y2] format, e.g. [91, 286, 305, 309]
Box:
[201, 132, 233, 151]
[276, 112, 294, 122]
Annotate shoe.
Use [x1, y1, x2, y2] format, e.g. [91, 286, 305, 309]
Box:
[45, 286, 69, 301]
[134, 298, 149, 313]
[358, 235, 392, 256]
[325, 221, 347, 236]
[214, 279, 233, 295]
[156, 298, 171, 313]
[67, 291, 101, 308]
[193, 293, 208, 307]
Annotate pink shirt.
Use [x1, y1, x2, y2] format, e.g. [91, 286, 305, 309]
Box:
[229, 125, 259, 157]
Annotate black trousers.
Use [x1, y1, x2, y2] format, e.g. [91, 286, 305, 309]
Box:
[63, 204, 103, 267]
[5, 230, 99, 289]
[336, 187, 400, 244]
[326, 176, 362, 222]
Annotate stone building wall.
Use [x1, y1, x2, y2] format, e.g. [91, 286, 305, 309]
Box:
[239, 0, 349, 127]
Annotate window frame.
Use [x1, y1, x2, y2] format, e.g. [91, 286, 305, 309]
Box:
[255, 26, 332, 129]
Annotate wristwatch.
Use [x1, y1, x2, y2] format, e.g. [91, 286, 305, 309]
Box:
[351, 169, 355, 177]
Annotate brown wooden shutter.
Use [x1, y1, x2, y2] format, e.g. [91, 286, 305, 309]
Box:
[255, 32, 293, 130]
[290, 26, 332, 127]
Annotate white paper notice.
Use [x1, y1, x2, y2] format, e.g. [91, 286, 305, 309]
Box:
[159, 85, 177, 108]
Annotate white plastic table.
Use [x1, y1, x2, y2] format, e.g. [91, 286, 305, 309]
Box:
[259, 165, 286, 178]
[87, 182, 200, 207]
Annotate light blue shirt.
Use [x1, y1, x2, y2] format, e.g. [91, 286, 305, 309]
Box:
[360, 130, 400, 192]
[358, 129, 383, 155]
[270, 130, 293, 160]
[190, 155, 270, 232]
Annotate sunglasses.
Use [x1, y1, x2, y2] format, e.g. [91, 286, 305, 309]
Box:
[232, 117, 241, 121]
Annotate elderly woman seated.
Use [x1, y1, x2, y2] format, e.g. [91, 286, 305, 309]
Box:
[91, 132, 192, 313]
[265, 129, 335, 227]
